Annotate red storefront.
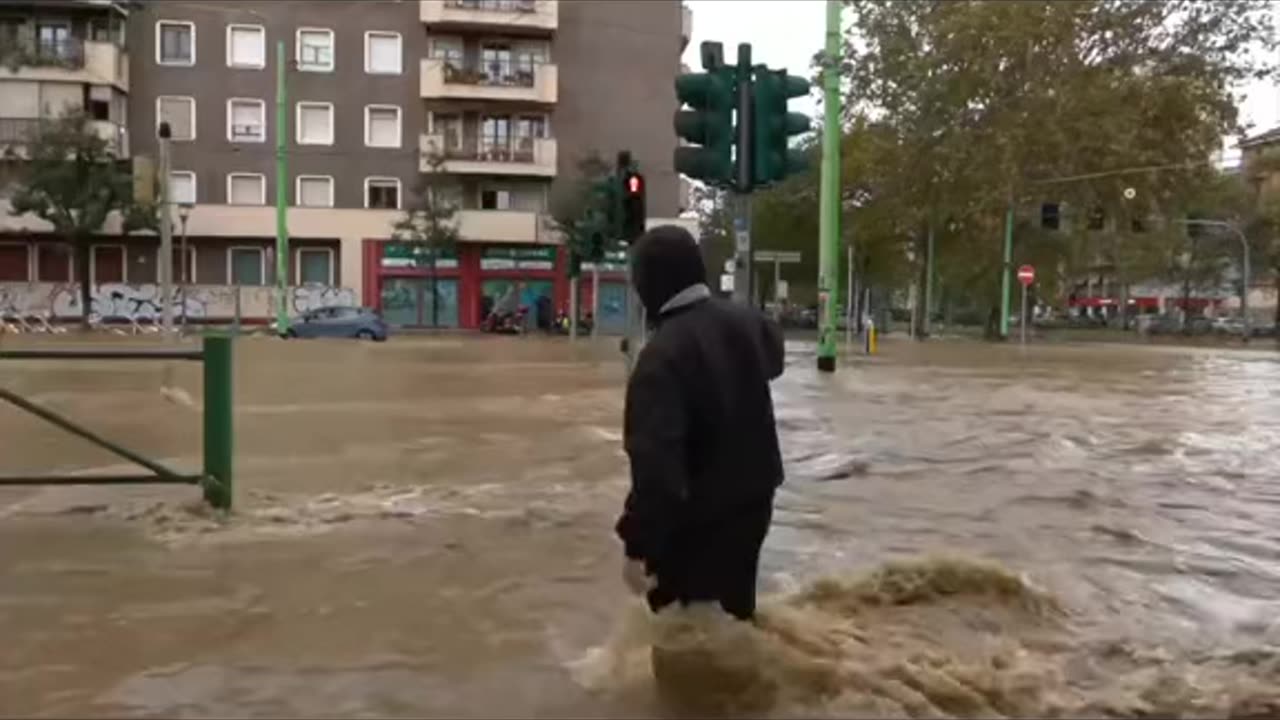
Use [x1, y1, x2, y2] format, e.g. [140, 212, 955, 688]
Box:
[362, 240, 570, 329]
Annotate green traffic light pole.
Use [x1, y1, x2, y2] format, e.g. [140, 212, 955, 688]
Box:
[816, 0, 842, 372]
[275, 40, 290, 337]
[732, 43, 755, 307]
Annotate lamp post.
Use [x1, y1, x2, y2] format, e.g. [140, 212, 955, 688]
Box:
[177, 202, 193, 333]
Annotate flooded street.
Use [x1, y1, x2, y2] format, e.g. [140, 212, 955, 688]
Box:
[4, 335, 1280, 717]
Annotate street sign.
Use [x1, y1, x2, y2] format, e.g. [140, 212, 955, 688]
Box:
[752, 250, 802, 263]
[1017, 264, 1035, 286]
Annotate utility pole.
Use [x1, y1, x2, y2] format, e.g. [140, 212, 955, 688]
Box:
[816, 0, 842, 372]
[157, 122, 173, 336]
[275, 40, 290, 336]
[999, 203, 1014, 339]
[732, 43, 754, 305]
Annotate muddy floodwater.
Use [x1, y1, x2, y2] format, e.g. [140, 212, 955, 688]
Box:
[4, 335, 1280, 717]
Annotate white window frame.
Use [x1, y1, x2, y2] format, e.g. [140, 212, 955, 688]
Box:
[0, 242, 32, 282]
[226, 172, 267, 206]
[364, 104, 402, 149]
[227, 245, 267, 286]
[88, 243, 127, 285]
[168, 170, 197, 205]
[225, 23, 266, 70]
[364, 30, 402, 75]
[295, 174, 335, 208]
[156, 95, 196, 141]
[160, 246, 198, 285]
[226, 97, 266, 143]
[295, 247, 336, 286]
[295, 27, 334, 73]
[363, 176, 402, 210]
[34, 243, 74, 283]
[155, 20, 196, 67]
[295, 101, 334, 146]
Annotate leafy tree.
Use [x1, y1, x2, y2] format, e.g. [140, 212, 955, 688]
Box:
[6, 111, 154, 328]
[394, 150, 461, 328]
[548, 150, 611, 269]
[837, 0, 1277, 334]
[690, 183, 734, 293]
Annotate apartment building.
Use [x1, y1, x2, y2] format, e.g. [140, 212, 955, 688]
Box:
[0, 0, 691, 330]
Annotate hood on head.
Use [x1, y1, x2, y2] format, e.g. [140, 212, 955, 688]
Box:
[630, 225, 707, 317]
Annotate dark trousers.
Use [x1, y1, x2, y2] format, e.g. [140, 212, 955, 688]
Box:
[646, 495, 774, 621]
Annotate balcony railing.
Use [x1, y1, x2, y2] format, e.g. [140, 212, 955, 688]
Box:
[446, 0, 538, 12]
[0, 37, 86, 70]
[421, 133, 556, 176]
[0, 117, 128, 156]
[442, 60, 539, 88]
[0, 118, 43, 144]
[440, 138, 537, 163]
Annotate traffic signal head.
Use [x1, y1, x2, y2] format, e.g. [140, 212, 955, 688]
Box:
[752, 67, 811, 187]
[620, 169, 646, 243]
[673, 67, 735, 185]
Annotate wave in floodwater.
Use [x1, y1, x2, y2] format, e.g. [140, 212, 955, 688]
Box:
[568, 556, 1280, 719]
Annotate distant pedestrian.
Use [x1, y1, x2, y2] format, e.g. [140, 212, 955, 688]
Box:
[615, 225, 786, 622]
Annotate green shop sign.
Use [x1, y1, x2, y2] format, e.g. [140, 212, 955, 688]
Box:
[382, 243, 458, 269]
[481, 246, 556, 271]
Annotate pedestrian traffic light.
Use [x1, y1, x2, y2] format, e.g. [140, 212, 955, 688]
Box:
[620, 169, 646, 243]
[674, 42, 734, 186]
[751, 67, 811, 186]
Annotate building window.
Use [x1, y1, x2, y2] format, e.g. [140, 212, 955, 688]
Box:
[365, 177, 401, 209]
[227, 173, 266, 205]
[226, 24, 265, 69]
[90, 245, 125, 284]
[481, 188, 512, 210]
[156, 20, 195, 66]
[430, 37, 463, 70]
[157, 96, 196, 141]
[296, 248, 334, 285]
[296, 102, 333, 145]
[296, 175, 334, 208]
[364, 105, 401, 148]
[0, 243, 30, 282]
[169, 171, 197, 204]
[227, 98, 265, 143]
[36, 244, 73, 283]
[365, 31, 401, 75]
[296, 28, 334, 72]
[228, 247, 265, 286]
[36, 22, 72, 63]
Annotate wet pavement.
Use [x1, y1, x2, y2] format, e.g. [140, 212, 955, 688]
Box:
[3, 334, 1280, 717]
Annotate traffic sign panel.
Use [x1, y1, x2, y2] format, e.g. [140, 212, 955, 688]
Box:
[1017, 264, 1035, 286]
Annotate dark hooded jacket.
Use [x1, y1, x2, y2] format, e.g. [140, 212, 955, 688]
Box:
[615, 225, 785, 571]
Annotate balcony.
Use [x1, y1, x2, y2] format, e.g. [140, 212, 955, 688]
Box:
[0, 38, 129, 91]
[419, 133, 557, 177]
[0, 117, 128, 157]
[420, 0, 557, 34]
[420, 58, 557, 104]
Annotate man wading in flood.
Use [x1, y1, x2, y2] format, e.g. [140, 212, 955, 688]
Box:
[616, 224, 786, 622]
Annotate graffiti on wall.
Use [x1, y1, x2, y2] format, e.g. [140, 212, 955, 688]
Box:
[0, 283, 357, 322]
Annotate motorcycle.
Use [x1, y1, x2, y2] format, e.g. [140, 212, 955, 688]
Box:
[481, 306, 528, 334]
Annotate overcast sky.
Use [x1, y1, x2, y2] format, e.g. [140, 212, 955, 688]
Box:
[681, 0, 1279, 164]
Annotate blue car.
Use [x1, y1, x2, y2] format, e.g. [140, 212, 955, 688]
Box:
[285, 306, 389, 341]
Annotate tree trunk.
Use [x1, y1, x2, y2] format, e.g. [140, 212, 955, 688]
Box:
[1273, 271, 1280, 334]
[1180, 275, 1192, 335]
[74, 238, 91, 330]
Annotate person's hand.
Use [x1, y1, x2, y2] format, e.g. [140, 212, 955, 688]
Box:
[623, 558, 655, 596]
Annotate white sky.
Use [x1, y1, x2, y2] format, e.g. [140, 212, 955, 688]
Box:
[681, 0, 1279, 164]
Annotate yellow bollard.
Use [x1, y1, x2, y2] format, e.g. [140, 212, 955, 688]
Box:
[863, 320, 877, 355]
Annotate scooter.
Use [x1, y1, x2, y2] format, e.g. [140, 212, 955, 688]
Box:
[481, 306, 528, 334]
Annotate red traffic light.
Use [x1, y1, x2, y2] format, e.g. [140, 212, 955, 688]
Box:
[627, 175, 642, 195]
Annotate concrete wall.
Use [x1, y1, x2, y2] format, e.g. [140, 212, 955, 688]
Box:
[0, 282, 355, 323]
[553, 0, 682, 218]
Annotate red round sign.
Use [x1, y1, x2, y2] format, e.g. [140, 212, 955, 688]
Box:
[1017, 264, 1035, 286]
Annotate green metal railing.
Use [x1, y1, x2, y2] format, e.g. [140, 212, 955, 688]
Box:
[0, 335, 234, 510]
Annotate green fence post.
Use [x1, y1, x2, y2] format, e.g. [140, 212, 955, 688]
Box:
[202, 334, 233, 510]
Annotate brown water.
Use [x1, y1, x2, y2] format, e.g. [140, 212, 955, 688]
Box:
[3, 335, 1280, 717]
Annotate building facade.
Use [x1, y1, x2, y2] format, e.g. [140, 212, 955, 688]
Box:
[0, 0, 694, 330]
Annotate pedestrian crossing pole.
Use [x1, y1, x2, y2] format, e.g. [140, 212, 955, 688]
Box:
[816, 0, 843, 372]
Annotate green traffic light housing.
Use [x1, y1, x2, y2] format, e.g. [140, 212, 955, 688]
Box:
[673, 42, 735, 186]
[752, 67, 811, 187]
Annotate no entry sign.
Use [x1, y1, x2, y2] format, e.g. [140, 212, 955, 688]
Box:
[1017, 264, 1035, 286]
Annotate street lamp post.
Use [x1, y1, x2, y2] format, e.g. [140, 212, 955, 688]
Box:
[177, 202, 193, 333]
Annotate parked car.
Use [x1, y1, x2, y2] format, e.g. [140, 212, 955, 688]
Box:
[285, 306, 388, 341]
